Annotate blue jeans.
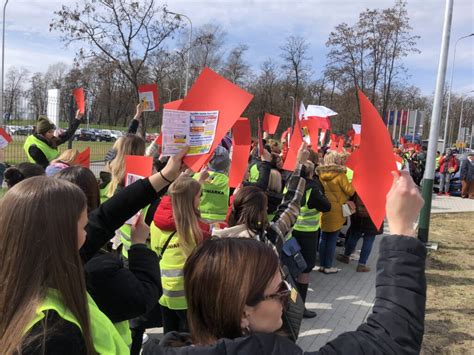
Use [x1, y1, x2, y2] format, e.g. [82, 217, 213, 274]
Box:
[344, 230, 375, 265]
[319, 230, 340, 268]
[439, 172, 452, 193]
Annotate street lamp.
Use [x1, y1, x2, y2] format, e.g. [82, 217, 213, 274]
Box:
[164, 87, 178, 102]
[442, 32, 474, 153]
[456, 90, 474, 147]
[166, 10, 192, 96]
[0, 0, 9, 127]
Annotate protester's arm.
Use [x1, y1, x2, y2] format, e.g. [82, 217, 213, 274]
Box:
[28, 145, 50, 168]
[307, 178, 331, 212]
[266, 143, 309, 251]
[81, 147, 189, 262]
[313, 171, 426, 355]
[56, 110, 83, 146]
[127, 103, 144, 134]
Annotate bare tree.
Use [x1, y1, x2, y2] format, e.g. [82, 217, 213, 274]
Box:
[51, 0, 181, 103]
[191, 24, 226, 78]
[4, 67, 29, 120]
[221, 44, 250, 86]
[280, 36, 311, 101]
[28, 72, 48, 119]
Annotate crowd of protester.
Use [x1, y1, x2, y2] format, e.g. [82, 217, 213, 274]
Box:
[0, 104, 439, 354]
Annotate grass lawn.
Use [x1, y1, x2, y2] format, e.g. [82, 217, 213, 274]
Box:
[4, 138, 114, 164]
[421, 212, 474, 354]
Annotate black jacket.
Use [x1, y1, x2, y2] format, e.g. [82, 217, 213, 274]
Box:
[144, 235, 426, 355]
[303, 176, 331, 213]
[349, 194, 384, 235]
[85, 244, 161, 323]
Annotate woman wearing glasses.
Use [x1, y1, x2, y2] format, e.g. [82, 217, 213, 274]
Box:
[144, 171, 426, 354]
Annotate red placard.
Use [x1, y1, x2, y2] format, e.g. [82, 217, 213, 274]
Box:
[346, 90, 397, 229]
[178, 68, 253, 172]
[263, 113, 280, 134]
[337, 137, 345, 152]
[73, 88, 85, 114]
[257, 117, 264, 157]
[302, 119, 320, 150]
[330, 134, 338, 151]
[353, 133, 361, 146]
[75, 147, 90, 168]
[124, 155, 153, 186]
[163, 99, 183, 110]
[282, 119, 303, 171]
[229, 118, 251, 188]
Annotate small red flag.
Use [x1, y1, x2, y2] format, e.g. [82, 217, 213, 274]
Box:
[0, 127, 12, 148]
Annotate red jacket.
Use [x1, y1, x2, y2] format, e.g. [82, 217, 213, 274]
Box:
[439, 155, 459, 174]
[153, 195, 212, 239]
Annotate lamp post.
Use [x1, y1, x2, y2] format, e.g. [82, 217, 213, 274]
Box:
[164, 87, 178, 102]
[418, 0, 453, 244]
[0, 0, 9, 127]
[166, 10, 192, 96]
[456, 90, 474, 147]
[441, 32, 474, 153]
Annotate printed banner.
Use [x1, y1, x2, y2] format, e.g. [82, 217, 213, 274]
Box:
[0, 127, 12, 149]
[161, 109, 219, 156]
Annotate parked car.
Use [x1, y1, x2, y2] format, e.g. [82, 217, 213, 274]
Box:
[97, 129, 112, 142]
[110, 130, 123, 142]
[15, 126, 34, 136]
[74, 128, 96, 141]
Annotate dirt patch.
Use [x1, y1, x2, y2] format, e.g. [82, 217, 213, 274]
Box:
[421, 212, 474, 354]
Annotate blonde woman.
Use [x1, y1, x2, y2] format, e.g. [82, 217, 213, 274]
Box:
[45, 149, 79, 177]
[316, 151, 355, 274]
[151, 176, 212, 334]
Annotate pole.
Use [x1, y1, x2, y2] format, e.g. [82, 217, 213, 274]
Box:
[405, 109, 410, 136]
[412, 110, 418, 143]
[289, 96, 295, 131]
[398, 110, 404, 142]
[392, 110, 398, 140]
[441, 32, 474, 153]
[0, 0, 9, 127]
[418, 0, 453, 243]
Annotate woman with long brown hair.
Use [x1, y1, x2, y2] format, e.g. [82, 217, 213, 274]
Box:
[0, 147, 188, 354]
[144, 171, 427, 355]
[151, 175, 212, 334]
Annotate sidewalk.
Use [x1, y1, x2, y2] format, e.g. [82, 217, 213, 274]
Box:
[430, 194, 474, 213]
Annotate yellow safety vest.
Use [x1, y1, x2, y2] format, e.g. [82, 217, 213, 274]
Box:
[26, 288, 129, 354]
[293, 188, 321, 233]
[100, 182, 110, 204]
[346, 168, 354, 184]
[150, 223, 187, 310]
[23, 135, 59, 163]
[194, 171, 229, 221]
[249, 163, 259, 183]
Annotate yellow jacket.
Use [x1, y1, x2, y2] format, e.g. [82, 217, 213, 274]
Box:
[316, 164, 355, 232]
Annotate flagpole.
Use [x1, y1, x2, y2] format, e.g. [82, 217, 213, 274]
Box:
[412, 110, 418, 143]
[405, 110, 410, 136]
[418, 0, 453, 244]
[392, 110, 398, 140]
[398, 111, 403, 142]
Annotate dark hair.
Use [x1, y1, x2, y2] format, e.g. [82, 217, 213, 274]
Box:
[184, 237, 279, 345]
[228, 186, 268, 235]
[4, 163, 45, 189]
[55, 166, 100, 212]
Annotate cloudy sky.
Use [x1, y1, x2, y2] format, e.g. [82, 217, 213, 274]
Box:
[3, 0, 473, 96]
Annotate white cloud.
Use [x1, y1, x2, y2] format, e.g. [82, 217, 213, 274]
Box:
[0, 0, 472, 95]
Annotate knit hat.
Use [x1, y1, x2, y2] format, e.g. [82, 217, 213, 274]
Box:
[37, 117, 56, 135]
[208, 145, 230, 172]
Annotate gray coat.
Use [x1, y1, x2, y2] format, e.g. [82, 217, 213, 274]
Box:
[460, 158, 474, 182]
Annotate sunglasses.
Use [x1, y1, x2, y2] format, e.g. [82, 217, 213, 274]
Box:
[259, 280, 292, 308]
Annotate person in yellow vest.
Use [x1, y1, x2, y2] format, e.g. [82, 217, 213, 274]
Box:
[151, 176, 212, 334]
[290, 160, 331, 318]
[23, 110, 83, 168]
[195, 145, 230, 222]
[0, 177, 129, 354]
